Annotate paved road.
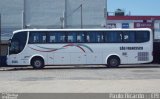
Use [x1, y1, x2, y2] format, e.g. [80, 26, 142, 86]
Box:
[0, 64, 160, 93]
[0, 64, 160, 81]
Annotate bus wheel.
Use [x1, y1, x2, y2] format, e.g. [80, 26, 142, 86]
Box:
[31, 57, 45, 69]
[107, 56, 120, 68]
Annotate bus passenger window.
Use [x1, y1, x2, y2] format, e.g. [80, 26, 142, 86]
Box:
[48, 32, 56, 43]
[40, 33, 47, 43]
[68, 36, 73, 42]
[29, 32, 47, 43]
[56, 32, 66, 43]
[86, 32, 103, 43]
[42, 35, 46, 43]
[33, 36, 39, 43]
[86, 32, 96, 43]
[60, 36, 65, 42]
[50, 36, 55, 43]
[67, 32, 77, 43]
[86, 35, 90, 42]
[95, 32, 103, 43]
[105, 31, 122, 43]
[77, 36, 81, 42]
[77, 32, 85, 43]
[136, 31, 149, 43]
[123, 31, 135, 43]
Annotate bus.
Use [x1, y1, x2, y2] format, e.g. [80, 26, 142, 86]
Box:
[7, 28, 153, 69]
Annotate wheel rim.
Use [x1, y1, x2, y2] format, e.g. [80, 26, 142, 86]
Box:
[34, 60, 42, 68]
[110, 59, 118, 67]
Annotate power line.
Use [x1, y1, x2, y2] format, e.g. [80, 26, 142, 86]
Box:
[67, 0, 86, 18]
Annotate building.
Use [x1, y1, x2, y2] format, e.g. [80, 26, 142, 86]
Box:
[107, 11, 160, 40]
[0, 0, 106, 40]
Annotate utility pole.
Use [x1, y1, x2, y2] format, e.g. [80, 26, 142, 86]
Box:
[105, 0, 108, 28]
[64, 0, 68, 28]
[22, 11, 24, 29]
[23, 0, 26, 29]
[80, 4, 83, 29]
[151, 18, 155, 39]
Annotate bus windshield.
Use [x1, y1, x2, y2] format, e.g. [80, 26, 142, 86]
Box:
[9, 31, 27, 55]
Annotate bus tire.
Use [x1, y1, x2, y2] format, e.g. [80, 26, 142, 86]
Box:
[107, 56, 120, 68]
[31, 57, 45, 69]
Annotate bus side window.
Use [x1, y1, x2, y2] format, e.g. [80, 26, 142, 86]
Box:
[48, 32, 56, 43]
[29, 32, 39, 43]
[60, 35, 65, 42]
[29, 32, 47, 43]
[104, 32, 108, 42]
[86, 32, 96, 43]
[136, 31, 149, 43]
[40, 32, 47, 43]
[86, 35, 90, 42]
[67, 32, 77, 43]
[42, 35, 46, 43]
[48, 33, 55, 43]
[123, 31, 135, 43]
[33, 36, 39, 43]
[50, 36, 55, 43]
[29, 32, 37, 43]
[95, 32, 103, 43]
[77, 35, 81, 42]
[77, 32, 85, 43]
[105, 31, 122, 43]
[57, 32, 66, 43]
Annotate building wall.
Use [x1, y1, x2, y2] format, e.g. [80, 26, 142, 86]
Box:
[0, 0, 24, 40]
[0, 0, 106, 40]
[25, 0, 65, 28]
[25, 0, 106, 28]
[0, 44, 8, 56]
[0, 0, 23, 28]
[154, 20, 160, 39]
[66, 0, 106, 28]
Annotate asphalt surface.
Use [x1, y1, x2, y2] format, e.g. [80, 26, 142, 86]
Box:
[0, 64, 160, 81]
[0, 64, 160, 93]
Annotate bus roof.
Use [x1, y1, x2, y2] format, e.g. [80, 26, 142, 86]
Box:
[13, 28, 152, 34]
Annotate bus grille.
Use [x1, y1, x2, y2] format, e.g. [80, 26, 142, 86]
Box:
[138, 52, 149, 61]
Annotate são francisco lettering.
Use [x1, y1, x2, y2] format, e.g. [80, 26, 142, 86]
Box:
[120, 46, 143, 50]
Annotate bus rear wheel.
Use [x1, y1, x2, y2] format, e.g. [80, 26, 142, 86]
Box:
[107, 56, 120, 68]
[31, 57, 45, 69]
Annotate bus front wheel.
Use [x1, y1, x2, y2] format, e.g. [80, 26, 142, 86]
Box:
[31, 57, 45, 69]
[107, 56, 120, 68]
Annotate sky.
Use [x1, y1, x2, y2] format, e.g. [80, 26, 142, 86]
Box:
[108, 0, 160, 16]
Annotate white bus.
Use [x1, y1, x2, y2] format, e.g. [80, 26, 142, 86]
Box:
[7, 28, 153, 69]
